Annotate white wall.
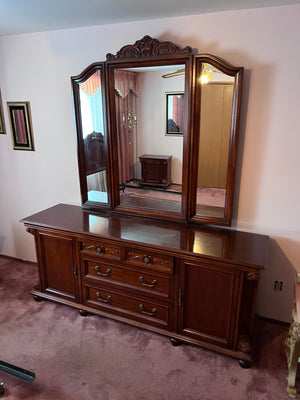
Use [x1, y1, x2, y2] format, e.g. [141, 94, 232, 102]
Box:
[0, 5, 299, 322]
[137, 69, 184, 183]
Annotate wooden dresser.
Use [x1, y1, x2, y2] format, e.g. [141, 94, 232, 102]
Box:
[138, 154, 172, 189]
[22, 203, 269, 367]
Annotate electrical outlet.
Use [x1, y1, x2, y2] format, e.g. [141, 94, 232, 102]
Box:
[274, 281, 283, 291]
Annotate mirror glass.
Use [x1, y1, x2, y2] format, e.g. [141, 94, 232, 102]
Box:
[196, 63, 235, 219]
[166, 92, 184, 135]
[113, 64, 185, 214]
[78, 70, 108, 204]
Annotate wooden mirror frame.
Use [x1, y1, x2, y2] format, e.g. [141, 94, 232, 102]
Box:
[71, 36, 244, 227]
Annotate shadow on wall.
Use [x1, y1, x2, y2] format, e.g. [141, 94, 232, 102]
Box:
[256, 238, 297, 323]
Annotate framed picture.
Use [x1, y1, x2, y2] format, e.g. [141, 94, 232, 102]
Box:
[165, 91, 184, 136]
[0, 88, 6, 134]
[7, 102, 35, 151]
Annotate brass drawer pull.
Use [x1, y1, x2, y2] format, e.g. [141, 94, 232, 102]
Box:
[94, 266, 111, 277]
[95, 292, 112, 303]
[139, 304, 157, 316]
[96, 246, 107, 254]
[139, 276, 157, 288]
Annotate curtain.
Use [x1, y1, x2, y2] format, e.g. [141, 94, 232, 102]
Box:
[114, 70, 138, 185]
[172, 95, 184, 132]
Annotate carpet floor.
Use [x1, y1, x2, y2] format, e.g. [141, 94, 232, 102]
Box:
[0, 257, 292, 400]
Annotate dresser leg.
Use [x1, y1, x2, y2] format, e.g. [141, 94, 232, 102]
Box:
[33, 295, 43, 302]
[170, 338, 182, 347]
[238, 359, 251, 369]
[78, 309, 89, 317]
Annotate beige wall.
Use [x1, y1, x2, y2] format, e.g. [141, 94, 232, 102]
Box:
[0, 4, 299, 322]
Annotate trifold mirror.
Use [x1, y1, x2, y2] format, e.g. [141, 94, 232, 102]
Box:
[71, 36, 243, 227]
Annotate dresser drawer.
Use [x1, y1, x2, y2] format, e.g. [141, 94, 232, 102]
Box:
[125, 248, 173, 274]
[83, 259, 171, 298]
[84, 285, 171, 329]
[80, 239, 121, 261]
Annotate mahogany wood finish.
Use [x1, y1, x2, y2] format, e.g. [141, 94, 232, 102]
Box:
[71, 35, 243, 226]
[22, 204, 269, 366]
[139, 154, 172, 189]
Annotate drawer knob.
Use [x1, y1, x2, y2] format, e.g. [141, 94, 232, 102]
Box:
[139, 276, 157, 288]
[139, 304, 157, 316]
[96, 246, 106, 254]
[95, 292, 112, 303]
[94, 266, 111, 277]
[143, 256, 151, 264]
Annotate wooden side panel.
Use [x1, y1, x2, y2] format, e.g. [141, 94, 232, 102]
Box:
[178, 259, 240, 348]
[37, 231, 78, 301]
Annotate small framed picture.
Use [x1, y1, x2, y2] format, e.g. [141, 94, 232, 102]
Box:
[7, 102, 35, 151]
[0, 89, 6, 134]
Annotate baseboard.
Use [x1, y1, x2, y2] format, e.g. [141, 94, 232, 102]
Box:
[256, 314, 290, 327]
[0, 254, 37, 266]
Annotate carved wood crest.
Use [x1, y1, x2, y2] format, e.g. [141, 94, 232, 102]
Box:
[106, 35, 193, 60]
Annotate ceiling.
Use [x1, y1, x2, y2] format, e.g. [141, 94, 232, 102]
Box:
[0, 0, 298, 36]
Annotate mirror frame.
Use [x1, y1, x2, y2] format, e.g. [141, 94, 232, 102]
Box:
[71, 36, 244, 227]
[165, 91, 185, 136]
[71, 62, 112, 210]
[188, 55, 243, 226]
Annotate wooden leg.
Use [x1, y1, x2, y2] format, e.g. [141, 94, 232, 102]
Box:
[78, 309, 89, 317]
[238, 359, 251, 369]
[170, 338, 182, 347]
[33, 295, 43, 302]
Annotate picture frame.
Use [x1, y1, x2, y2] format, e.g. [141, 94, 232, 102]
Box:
[0, 88, 6, 134]
[7, 101, 35, 151]
[165, 91, 184, 136]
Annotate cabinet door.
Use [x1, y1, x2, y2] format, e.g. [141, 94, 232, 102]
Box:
[178, 259, 240, 348]
[36, 231, 80, 302]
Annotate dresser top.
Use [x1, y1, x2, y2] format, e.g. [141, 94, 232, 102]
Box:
[22, 203, 269, 269]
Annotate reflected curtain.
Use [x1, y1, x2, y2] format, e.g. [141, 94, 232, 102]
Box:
[114, 70, 138, 185]
[14, 110, 27, 143]
[172, 95, 184, 132]
[80, 71, 104, 135]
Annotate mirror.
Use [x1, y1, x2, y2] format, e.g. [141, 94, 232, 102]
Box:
[166, 92, 184, 135]
[72, 36, 243, 226]
[72, 64, 109, 207]
[108, 61, 189, 218]
[189, 57, 243, 225]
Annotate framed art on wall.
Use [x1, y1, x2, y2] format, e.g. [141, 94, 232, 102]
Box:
[0, 89, 6, 134]
[7, 102, 34, 150]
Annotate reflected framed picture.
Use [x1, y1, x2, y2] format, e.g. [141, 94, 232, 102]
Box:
[0, 89, 6, 134]
[165, 91, 184, 136]
[7, 101, 34, 151]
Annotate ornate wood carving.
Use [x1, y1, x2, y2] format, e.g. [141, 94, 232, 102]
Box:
[106, 35, 193, 60]
[26, 227, 35, 235]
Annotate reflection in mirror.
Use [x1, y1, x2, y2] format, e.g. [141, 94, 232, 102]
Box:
[114, 65, 185, 214]
[79, 70, 108, 204]
[166, 92, 184, 135]
[196, 63, 235, 218]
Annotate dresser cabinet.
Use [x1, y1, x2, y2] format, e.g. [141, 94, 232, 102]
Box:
[22, 204, 269, 367]
[138, 154, 172, 189]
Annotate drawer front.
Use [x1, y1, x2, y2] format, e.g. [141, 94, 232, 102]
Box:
[84, 285, 171, 329]
[80, 240, 121, 261]
[125, 248, 173, 274]
[84, 260, 171, 298]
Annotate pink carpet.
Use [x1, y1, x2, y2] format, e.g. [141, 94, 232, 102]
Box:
[121, 183, 226, 207]
[0, 257, 291, 399]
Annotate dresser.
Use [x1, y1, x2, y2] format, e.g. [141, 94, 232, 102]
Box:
[138, 154, 172, 189]
[22, 203, 269, 368]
